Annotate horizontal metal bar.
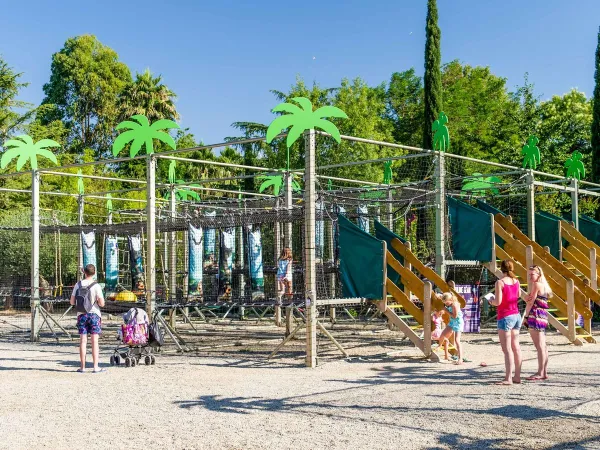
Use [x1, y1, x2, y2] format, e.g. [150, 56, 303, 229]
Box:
[314, 152, 430, 171]
[155, 183, 275, 198]
[445, 260, 479, 266]
[156, 154, 278, 173]
[315, 298, 366, 306]
[0, 187, 30, 194]
[41, 170, 146, 184]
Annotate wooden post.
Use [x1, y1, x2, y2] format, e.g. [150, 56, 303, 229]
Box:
[587, 247, 596, 336]
[285, 305, 293, 337]
[525, 246, 534, 295]
[404, 241, 412, 301]
[31, 170, 41, 341]
[558, 222, 563, 262]
[526, 170, 535, 240]
[274, 305, 282, 327]
[304, 130, 317, 368]
[566, 278, 576, 343]
[423, 281, 432, 357]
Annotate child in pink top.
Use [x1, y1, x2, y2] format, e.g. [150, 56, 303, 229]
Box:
[431, 309, 449, 360]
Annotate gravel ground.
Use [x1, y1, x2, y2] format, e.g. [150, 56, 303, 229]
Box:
[1, 327, 600, 450]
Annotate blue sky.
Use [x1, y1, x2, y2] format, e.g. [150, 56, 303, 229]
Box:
[1, 0, 599, 145]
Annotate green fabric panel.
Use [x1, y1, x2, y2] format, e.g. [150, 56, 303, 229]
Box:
[374, 220, 405, 287]
[475, 199, 504, 216]
[447, 197, 493, 262]
[475, 199, 505, 248]
[534, 212, 560, 259]
[338, 214, 385, 299]
[579, 215, 600, 247]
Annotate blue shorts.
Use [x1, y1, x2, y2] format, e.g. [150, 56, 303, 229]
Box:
[448, 318, 464, 333]
[77, 313, 102, 335]
[497, 313, 522, 331]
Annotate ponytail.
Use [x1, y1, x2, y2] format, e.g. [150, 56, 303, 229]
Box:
[500, 259, 517, 281]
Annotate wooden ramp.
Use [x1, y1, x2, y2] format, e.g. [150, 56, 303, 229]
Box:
[491, 214, 595, 344]
[376, 239, 468, 362]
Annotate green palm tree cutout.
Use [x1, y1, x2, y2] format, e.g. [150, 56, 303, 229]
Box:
[327, 179, 333, 191]
[112, 114, 180, 158]
[106, 194, 113, 214]
[77, 169, 85, 195]
[0, 135, 59, 171]
[565, 151, 586, 180]
[258, 171, 301, 196]
[265, 97, 347, 170]
[383, 160, 393, 184]
[522, 136, 541, 169]
[432, 112, 450, 152]
[461, 173, 501, 196]
[165, 160, 201, 201]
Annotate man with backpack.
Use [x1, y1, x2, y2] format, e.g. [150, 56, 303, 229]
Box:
[70, 264, 105, 373]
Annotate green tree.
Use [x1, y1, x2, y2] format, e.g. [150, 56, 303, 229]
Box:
[0, 135, 59, 170]
[226, 121, 269, 193]
[386, 69, 423, 147]
[592, 27, 600, 186]
[0, 56, 32, 144]
[41, 35, 131, 156]
[118, 69, 179, 123]
[423, 0, 442, 151]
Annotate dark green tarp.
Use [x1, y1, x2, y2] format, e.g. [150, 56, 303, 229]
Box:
[476, 199, 504, 217]
[374, 220, 406, 286]
[534, 212, 560, 259]
[338, 214, 385, 299]
[579, 215, 600, 247]
[447, 197, 493, 262]
[475, 199, 505, 248]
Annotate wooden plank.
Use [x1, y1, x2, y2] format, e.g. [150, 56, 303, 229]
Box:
[390, 239, 466, 308]
[562, 246, 590, 277]
[386, 251, 424, 299]
[561, 227, 594, 260]
[386, 279, 424, 324]
[561, 220, 600, 262]
[383, 307, 440, 362]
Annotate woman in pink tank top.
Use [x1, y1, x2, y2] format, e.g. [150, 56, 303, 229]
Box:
[487, 260, 523, 385]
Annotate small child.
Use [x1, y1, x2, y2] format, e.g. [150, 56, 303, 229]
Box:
[431, 309, 450, 360]
[439, 292, 465, 365]
[277, 247, 293, 301]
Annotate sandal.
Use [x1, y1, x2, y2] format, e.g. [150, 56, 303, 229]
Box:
[76, 368, 85, 373]
[92, 368, 107, 374]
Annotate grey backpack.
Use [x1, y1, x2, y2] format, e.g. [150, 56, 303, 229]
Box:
[75, 282, 97, 314]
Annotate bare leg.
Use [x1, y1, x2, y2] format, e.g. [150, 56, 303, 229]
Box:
[528, 329, 543, 378]
[91, 334, 100, 372]
[454, 331, 463, 364]
[443, 339, 449, 360]
[540, 331, 548, 379]
[497, 329, 513, 384]
[79, 334, 87, 371]
[511, 329, 522, 383]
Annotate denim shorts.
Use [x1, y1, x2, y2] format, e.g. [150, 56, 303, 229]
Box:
[497, 313, 522, 331]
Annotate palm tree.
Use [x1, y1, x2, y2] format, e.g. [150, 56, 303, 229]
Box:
[226, 121, 269, 193]
[432, 112, 449, 151]
[265, 96, 347, 170]
[565, 151, 586, 180]
[522, 135, 541, 169]
[461, 173, 501, 196]
[0, 134, 59, 170]
[112, 114, 179, 157]
[118, 69, 179, 123]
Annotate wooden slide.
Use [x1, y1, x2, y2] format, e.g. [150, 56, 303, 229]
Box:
[376, 237, 467, 361]
[490, 214, 595, 344]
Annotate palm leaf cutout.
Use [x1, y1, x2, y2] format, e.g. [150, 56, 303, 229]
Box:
[565, 151, 585, 180]
[174, 181, 201, 202]
[383, 160, 393, 184]
[265, 97, 347, 170]
[112, 114, 180, 158]
[327, 179, 333, 191]
[522, 136, 541, 169]
[77, 169, 85, 195]
[258, 171, 302, 195]
[1, 135, 59, 171]
[461, 173, 501, 196]
[432, 112, 450, 152]
[106, 194, 113, 214]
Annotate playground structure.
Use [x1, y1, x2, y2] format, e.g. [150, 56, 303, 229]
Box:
[1, 124, 600, 366]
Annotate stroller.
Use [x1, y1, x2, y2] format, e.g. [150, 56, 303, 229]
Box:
[110, 307, 160, 368]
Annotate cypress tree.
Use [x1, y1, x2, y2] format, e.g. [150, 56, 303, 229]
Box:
[592, 27, 600, 186]
[423, 0, 442, 151]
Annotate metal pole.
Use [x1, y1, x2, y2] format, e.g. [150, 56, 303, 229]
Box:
[78, 195, 84, 281]
[304, 130, 317, 368]
[570, 178, 579, 230]
[527, 169, 536, 239]
[284, 172, 293, 248]
[146, 155, 157, 318]
[387, 188, 393, 230]
[31, 170, 40, 341]
[434, 152, 446, 276]
[169, 188, 177, 304]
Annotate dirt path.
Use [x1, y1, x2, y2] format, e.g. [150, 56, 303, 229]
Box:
[0, 332, 599, 449]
